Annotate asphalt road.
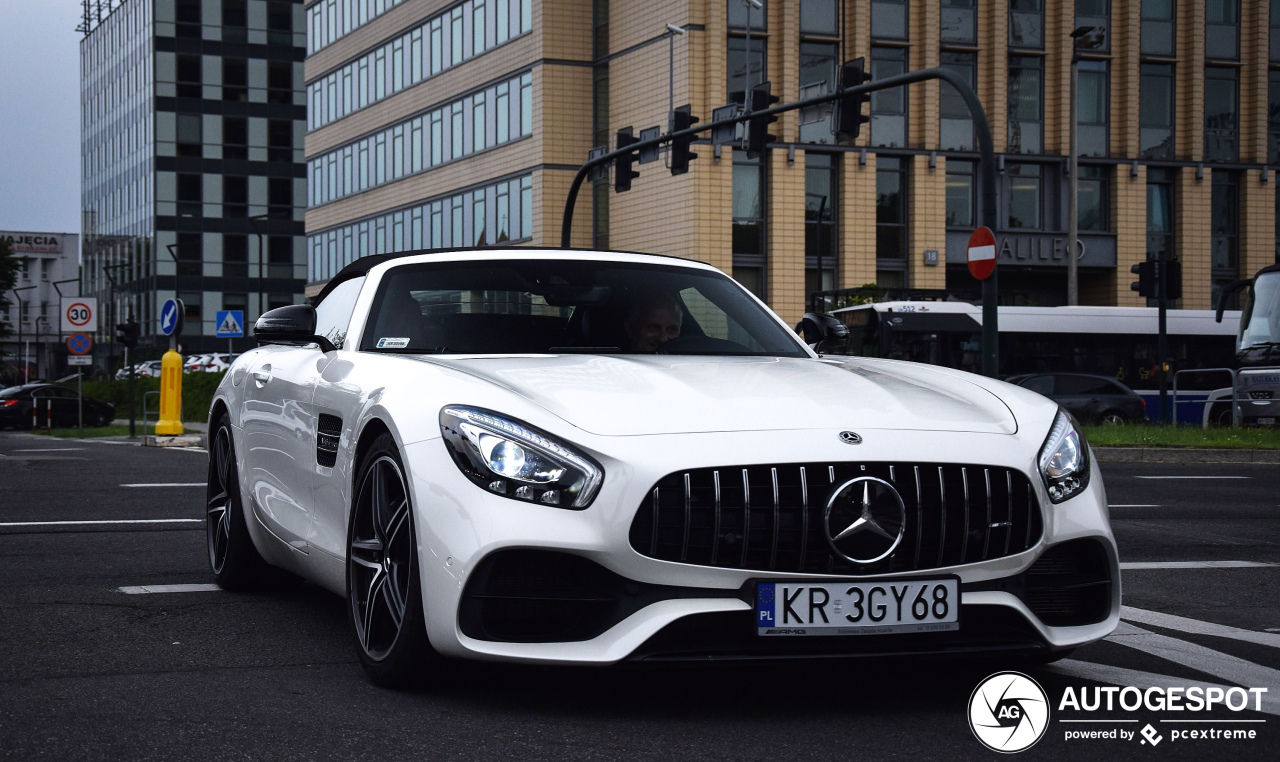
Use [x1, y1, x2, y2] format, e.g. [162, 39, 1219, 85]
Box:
[0, 431, 1277, 761]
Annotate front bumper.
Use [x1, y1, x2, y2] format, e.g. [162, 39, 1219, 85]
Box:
[404, 428, 1120, 665]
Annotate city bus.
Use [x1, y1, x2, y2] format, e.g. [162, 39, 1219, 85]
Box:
[829, 301, 1241, 423]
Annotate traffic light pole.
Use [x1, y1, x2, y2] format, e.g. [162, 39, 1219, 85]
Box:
[1158, 255, 1169, 423]
[559, 66, 1000, 374]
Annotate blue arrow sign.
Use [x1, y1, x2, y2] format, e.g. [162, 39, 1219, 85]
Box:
[159, 298, 181, 336]
[215, 310, 245, 338]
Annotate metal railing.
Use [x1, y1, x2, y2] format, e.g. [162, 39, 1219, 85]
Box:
[1172, 368, 1238, 429]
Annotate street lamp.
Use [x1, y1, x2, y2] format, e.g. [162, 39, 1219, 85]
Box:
[1067, 25, 1106, 306]
[11, 285, 36, 382]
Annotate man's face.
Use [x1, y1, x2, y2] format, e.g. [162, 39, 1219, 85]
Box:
[626, 303, 682, 352]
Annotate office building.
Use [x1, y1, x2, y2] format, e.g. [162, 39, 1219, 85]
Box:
[80, 0, 308, 364]
[0, 231, 80, 382]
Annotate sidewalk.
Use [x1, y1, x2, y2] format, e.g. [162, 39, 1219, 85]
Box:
[1094, 446, 1280, 464]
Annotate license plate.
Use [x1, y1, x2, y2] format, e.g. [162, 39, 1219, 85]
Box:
[756, 579, 960, 636]
[1259, 417, 1276, 425]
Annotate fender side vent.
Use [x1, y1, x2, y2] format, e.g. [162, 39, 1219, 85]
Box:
[317, 414, 342, 468]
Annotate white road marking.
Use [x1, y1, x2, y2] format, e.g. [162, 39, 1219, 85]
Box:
[1133, 476, 1252, 480]
[1103, 622, 1280, 711]
[0, 519, 201, 527]
[119, 583, 221, 594]
[1109, 504, 1160, 508]
[14, 448, 84, 452]
[1120, 561, 1275, 570]
[1122, 606, 1280, 649]
[1046, 660, 1280, 718]
[120, 483, 205, 488]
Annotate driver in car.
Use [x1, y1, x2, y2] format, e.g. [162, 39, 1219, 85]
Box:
[623, 291, 683, 352]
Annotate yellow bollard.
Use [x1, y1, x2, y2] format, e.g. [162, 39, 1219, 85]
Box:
[154, 348, 184, 436]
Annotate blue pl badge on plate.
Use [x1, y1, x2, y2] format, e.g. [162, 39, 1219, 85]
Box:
[757, 583, 776, 628]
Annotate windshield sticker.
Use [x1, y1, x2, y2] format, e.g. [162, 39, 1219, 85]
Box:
[376, 337, 410, 349]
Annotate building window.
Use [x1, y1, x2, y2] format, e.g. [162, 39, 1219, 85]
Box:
[1211, 171, 1240, 308]
[268, 236, 293, 279]
[1077, 60, 1108, 157]
[1140, 63, 1174, 159]
[728, 0, 766, 30]
[1008, 56, 1043, 154]
[1206, 0, 1239, 60]
[223, 58, 247, 102]
[268, 119, 294, 162]
[940, 51, 976, 151]
[176, 233, 202, 277]
[941, 0, 976, 45]
[1075, 0, 1110, 53]
[175, 0, 201, 38]
[800, 0, 838, 36]
[946, 160, 976, 228]
[175, 54, 201, 98]
[1269, 70, 1280, 165]
[268, 61, 293, 105]
[1272, 0, 1280, 61]
[176, 173, 202, 217]
[1078, 165, 1108, 232]
[1009, 0, 1043, 49]
[871, 0, 907, 41]
[223, 176, 247, 218]
[1205, 66, 1239, 162]
[727, 36, 767, 104]
[732, 156, 766, 299]
[224, 235, 249, 278]
[179, 292, 203, 333]
[1147, 168, 1175, 307]
[224, 117, 248, 161]
[799, 41, 838, 144]
[871, 47, 907, 148]
[1007, 163, 1043, 230]
[1142, 0, 1176, 57]
[223, 292, 248, 316]
[805, 153, 838, 296]
[268, 178, 293, 219]
[175, 114, 202, 158]
[876, 156, 907, 285]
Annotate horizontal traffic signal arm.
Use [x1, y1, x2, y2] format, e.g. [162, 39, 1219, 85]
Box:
[560, 66, 998, 248]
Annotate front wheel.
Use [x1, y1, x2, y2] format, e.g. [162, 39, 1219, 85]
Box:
[1100, 410, 1126, 426]
[347, 433, 436, 686]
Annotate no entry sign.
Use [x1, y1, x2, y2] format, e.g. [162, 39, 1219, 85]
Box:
[967, 227, 997, 281]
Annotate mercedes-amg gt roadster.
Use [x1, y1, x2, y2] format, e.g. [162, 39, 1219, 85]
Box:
[207, 249, 1119, 685]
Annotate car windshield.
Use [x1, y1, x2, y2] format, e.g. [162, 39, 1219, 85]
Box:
[1239, 271, 1280, 351]
[359, 259, 809, 357]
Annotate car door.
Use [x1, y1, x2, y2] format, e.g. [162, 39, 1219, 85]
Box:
[242, 344, 329, 551]
[1054, 375, 1107, 421]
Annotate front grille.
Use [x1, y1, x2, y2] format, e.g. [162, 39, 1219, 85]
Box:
[1022, 539, 1113, 627]
[629, 463, 1043, 575]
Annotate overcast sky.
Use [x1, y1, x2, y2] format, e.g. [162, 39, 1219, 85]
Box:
[0, 0, 82, 234]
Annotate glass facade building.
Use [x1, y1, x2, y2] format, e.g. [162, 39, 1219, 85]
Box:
[80, 0, 307, 361]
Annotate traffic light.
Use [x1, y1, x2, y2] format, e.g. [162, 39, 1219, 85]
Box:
[614, 127, 640, 192]
[745, 82, 779, 159]
[116, 320, 140, 349]
[1130, 260, 1155, 299]
[835, 58, 873, 141]
[670, 105, 698, 175]
[1164, 258, 1182, 301]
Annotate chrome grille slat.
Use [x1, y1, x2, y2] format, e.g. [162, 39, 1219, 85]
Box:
[629, 462, 1042, 576]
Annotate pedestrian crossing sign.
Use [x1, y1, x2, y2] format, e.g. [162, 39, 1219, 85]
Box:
[215, 310, 245, 338]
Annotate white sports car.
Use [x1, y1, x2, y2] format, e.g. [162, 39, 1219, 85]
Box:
[207, 249, 1119, 685]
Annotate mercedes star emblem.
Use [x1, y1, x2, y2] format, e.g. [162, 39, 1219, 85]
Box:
[838, 431, 862, 444]
[824, 476, 906, 564]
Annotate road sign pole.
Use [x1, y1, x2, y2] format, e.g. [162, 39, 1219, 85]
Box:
[127, 346, 136, 438]
[78, 371, 83, 429]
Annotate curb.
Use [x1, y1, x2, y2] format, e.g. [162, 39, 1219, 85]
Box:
[142, 434, 206, 448]
[1095, 447, 1280, 464]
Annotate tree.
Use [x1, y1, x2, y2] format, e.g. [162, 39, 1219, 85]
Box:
[0, 238, 19, 341]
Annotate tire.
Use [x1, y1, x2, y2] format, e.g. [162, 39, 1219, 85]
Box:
[347, 433, 436, 687]
[1100, 410, 1126, 426]
[206, 417, 274, 590]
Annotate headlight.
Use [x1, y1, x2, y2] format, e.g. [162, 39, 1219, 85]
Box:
[439, 406, 603, 509]
[1038, 409, 1090, 503]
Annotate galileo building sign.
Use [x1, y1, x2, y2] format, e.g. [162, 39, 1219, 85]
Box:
[946, 232, 1117, 268]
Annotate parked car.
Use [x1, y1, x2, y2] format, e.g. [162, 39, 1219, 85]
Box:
[136, 360, 163, 378]
[0, 383, 116, 429]
[209, 249, 1119, 686]
[1006, 373, 1146, 425]
[184, 354, 213, 373]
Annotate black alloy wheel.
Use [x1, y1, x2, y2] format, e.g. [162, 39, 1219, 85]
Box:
[206, 418, 272, 589]
[347, 433, 434, 686]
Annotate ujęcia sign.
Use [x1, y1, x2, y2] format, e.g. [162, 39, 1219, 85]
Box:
[0, 233, 62, 254]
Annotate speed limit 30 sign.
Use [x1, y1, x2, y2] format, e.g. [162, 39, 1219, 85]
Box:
[60, 297, 99, 333]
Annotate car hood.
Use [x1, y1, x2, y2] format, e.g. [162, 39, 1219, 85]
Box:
[411, 354, 1017, 437]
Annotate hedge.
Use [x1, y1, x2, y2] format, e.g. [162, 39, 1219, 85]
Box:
[56, 371, 225, 424]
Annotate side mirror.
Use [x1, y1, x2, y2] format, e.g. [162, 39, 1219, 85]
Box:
[254, 304, 337, 352]
[1215, 279, 1250, 323]
[795, 312, 850, 353]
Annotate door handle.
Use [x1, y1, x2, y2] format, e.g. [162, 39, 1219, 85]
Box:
[253, 365, 272, 384]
